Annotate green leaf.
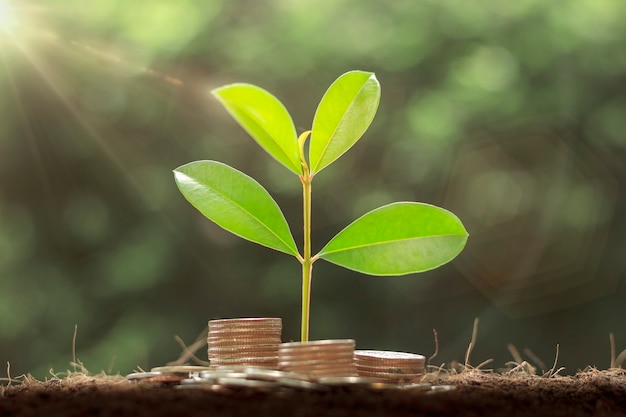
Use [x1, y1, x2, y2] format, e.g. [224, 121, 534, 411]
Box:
[309, 71, 381, 175]
[316, 202, 468, 275]
[174, 160, 299, 256]
[212, 84, 302, 175]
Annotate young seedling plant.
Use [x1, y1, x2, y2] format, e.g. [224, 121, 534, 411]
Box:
[174, 71, 468, 342]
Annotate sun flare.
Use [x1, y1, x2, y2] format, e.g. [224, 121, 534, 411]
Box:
[0, 0, 18, 35]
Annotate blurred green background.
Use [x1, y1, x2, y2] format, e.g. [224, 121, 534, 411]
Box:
[1, 0, 625, 379]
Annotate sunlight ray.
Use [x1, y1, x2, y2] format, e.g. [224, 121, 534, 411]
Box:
[0, 43, 55, 204]
[9, 35, 153, 202]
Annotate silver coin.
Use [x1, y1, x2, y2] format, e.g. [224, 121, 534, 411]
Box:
[429, 385, 456, 392]
[151, 365, 212, 373]
[277, 377, 325, 390]
[365, 382, 401, 390]
[175, 384, 215, 390]
[241, 368, 306, 382]
[355, 350, 425, 360]
[280, 340, 355, 349]
[198, 370, 249, 379]
[278, 358, 355, 367]
[180, 376, 216, 385]
[217, 377, 277, 389]
[126, 371, 162, 380]
[209, 345, 279, 352]
[317, 376, 379, 386]
[397, 383, 432, 392]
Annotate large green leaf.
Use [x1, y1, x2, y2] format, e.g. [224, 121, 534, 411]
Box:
[212, 84, 302, 175]
[174, 160, 299, 256]
[316, 202, 468, 275]
[309, 71, 381, 175]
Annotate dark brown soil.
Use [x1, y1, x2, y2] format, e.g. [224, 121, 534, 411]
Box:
[2, 370, 626, 417]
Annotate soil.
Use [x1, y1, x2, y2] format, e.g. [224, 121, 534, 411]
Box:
[2, 369, 626, 417]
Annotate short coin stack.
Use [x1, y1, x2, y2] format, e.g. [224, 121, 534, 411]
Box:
[354, 350, 425, 383]
[278, 339, 357, 380]
[208, 318, 282, 369]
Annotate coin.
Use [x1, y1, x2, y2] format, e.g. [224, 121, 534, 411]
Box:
[281, 340, 355, 349]
[277, 377, 325, 390]
[429, 385, 456, 393]
[209, 347, 279, 354]
[209, 329, 281, 338]
[207, 317, 283, 370]
[208, 336, 281, 344]
[397, 383, 433, 392]
[217, 377, 276, 389]
[127, 371, 189, 383]
[278, 339, 356, 379]
[356, 370, 423, 383]
[150, 365, 212, 373]
[279, 355, 355, 364]
[317, 376, 378, 386]
[242, 367, 309, 382]
[126, 371, 162, 380]
[279, 348, 355, 358]
[355, 350, 426, 363]
[355, 364, 424, 374]
[209, 317, 282, 325]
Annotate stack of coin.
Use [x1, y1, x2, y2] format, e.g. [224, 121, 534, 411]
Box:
[208, 318, 282, 369]
[354, 350, 426, 383]
[278, 339, 357, 379]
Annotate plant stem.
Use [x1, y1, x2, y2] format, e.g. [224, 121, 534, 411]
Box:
[300, 170, 313, 342]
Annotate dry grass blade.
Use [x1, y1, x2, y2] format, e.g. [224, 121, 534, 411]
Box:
[505, 360, 537, 376]
[543, 344, 565, 378]
[167, 327, 210, 366]
[72, 324, 78, 372]
[524, 348, 547, 372]
[505, 345, 536, 375]
[608, 333, 625, 369]
[428, 328, 439, 366]
[615, 350, 626, 368]
[610, 333, 616, 369]
[507, 344, 523, 364]
[463, 318, 480, 371]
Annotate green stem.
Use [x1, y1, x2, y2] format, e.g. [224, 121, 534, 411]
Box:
[300, 170, 313, 342]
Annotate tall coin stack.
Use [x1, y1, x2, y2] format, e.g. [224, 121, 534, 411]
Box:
[208, 318, 282, 369]
[354, 350, 425, 383]
[278, 339, 357, 379]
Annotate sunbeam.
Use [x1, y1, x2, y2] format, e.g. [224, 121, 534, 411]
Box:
[0, 0, 18, 36]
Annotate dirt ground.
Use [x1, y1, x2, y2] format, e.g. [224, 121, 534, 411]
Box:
[2, 369, 626, 417]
